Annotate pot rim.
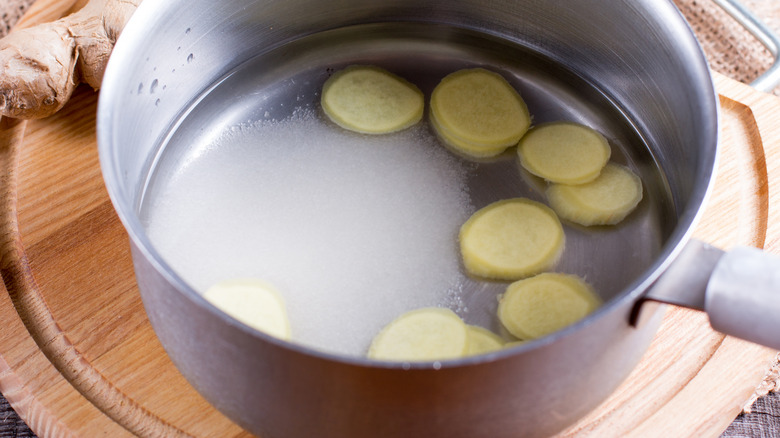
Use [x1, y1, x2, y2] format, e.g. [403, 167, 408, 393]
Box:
[97, 0, 720, 370]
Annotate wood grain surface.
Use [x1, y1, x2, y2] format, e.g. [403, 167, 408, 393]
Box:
[0, 1, 779, 437]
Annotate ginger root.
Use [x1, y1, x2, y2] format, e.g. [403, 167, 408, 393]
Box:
[0, 0, 140, 119]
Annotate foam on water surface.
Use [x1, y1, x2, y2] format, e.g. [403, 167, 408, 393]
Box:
[143, 109, 475, 356]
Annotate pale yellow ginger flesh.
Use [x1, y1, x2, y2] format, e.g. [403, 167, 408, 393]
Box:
[429, 108, 509, 158]
[368, 307, 468, 361]
[203, 278, 291, 340]
[503, 340, 530, 349]
[430, 68, 531, 158]
[518, 122, 612, 184]
[546, 163, 643, 226]
[321, 65, 424, 134]
[459, 198, 564, 280]
[466, 325, 504, 355]
[498, 273, 601, 340]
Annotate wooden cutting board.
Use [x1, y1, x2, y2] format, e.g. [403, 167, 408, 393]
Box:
[1, 1, 779, 437]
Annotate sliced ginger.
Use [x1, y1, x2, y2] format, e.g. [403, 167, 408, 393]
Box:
[321, 65, 424, 134]
[429, 109, 510, 158]
[203, 278, 291, 340]
[459, 198, 564, 280]
[503, 340, 529, 349]
[546, 163, 643, 226]
[430, 68, 531, 158]
[498, 273, 601, 340]
[466, 325, 504, 355]
[518, 122, 611, 184]
[368, 307, 468, 361]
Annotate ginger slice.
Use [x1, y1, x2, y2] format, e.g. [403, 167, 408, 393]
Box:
[466, 325, 504, 355]
[430, 68, 531, 158]
[518, 122, 611, 184]
[429, 108, 510, 158]
[321, 65, 424, 134]
[203, 278, 291, 340]
[459, 198, 564, 280]
[546, 163, 643, 226]
[498, 273, 601, 340]
[368, 307, 468, 361]
[503, 340, 530, 349]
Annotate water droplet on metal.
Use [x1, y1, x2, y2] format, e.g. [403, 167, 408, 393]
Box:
[185, 27, 191, 34]
[155, 98, 161, 106]
[150, 79, 158, 94]
[137, 83, 143, 93]
[187, 53, 194, 63]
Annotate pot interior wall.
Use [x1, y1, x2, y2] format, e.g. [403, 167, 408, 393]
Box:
[133, 22, 672, 350]
[100, 0, 717, 295]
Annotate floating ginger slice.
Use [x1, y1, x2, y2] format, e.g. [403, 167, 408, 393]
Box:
[429, 109, 510, 158]
[546, 163, 643, 226]
[518, 122, 611, 184]
[430, 68, 531, 158]
[497, 273, 601, 340]
[368, 307, 468, 361]
[321, 65, 424, 134]
[459, 198, 564, 280]
[466, 325, 504, 355]
[203, 278, 291, 340]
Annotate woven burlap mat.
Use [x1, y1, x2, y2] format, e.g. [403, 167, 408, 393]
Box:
[0, 0, 778, 436]
[675, 0, 780, 96]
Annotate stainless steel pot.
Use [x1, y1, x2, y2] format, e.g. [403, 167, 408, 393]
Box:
[97, 0, 780, 437]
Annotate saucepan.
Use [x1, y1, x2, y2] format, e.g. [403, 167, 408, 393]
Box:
[96, 0, 780, 436]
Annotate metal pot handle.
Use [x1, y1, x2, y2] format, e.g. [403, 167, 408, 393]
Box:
[707, 246, 780, 349]
[644, 240, 780, 350]
[712, 0, 780, 92]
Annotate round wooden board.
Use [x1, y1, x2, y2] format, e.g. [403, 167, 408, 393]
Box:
[0, 6, 779, 435]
